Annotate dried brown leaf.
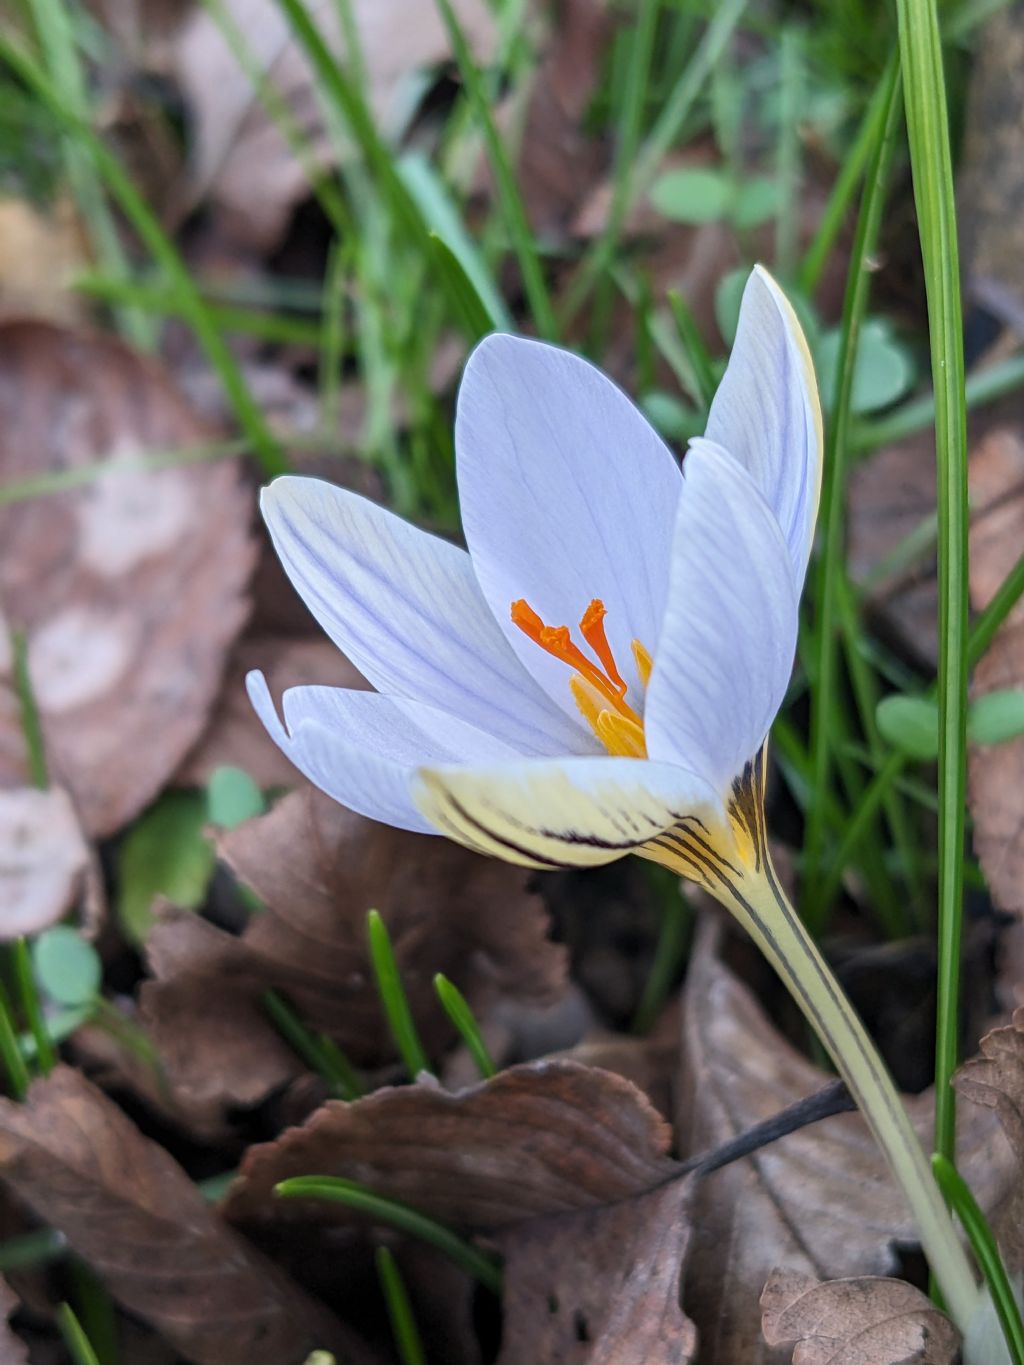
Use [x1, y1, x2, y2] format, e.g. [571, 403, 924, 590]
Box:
[0, 1066, 375, 1364]
[761, 1271, 958, 1364]
[967, 427, 1024, 918]
[224, 1061, 675, 1229]
[0, 197, 88, 325]
[495, 1178, 697, 1365]
[677, 921, 1012, 1365]
[0, 786, 90, 939]
[953, 1006, 1024, 1274]
[0, 321, 256, 836]
[175, 0, 496, 251]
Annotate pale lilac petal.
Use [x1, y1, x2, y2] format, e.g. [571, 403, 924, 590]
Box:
[247, 672, 519, 835]
[455, 336, 682, 713]
[414, 754, 725, 870]
[644, 439, 799, 793]
[261, 476, 590, 756]
[704, 266, 823, 583]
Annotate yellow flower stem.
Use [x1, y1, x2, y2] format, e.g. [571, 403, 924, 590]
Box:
[643, 841, 980, 1332]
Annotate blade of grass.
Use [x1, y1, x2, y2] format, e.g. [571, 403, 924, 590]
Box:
[0, 983, 29, 1100]
[366, 910, 431, 1079]
[932, 1154, 1024, 1365]
[774, 26, 804, 281]
[276, 1176, 502, 1292]
[666, 289, 718, 408]
[0, 437, 249, 508]
[803, 58, 903, 930]
[26, 0, 151, 346]
[11, 630, 48, 789]
[56, 1304, 102, 1365]
[375, 1247, 428, 1365]
[262, 990, 363, 1099]
[0, 38, 286, 478]
[74, 274, 325, 346]
[433, 0, 557, 339]
[318, 235, 350, 435]
[895, 0, 970, 1167]
[433, 974, 496, 1079]
[631, 868, 692, 1035]
[11, 939, 54, 1075]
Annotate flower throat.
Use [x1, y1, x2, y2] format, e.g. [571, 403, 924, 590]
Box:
[510, 597, 651, 758]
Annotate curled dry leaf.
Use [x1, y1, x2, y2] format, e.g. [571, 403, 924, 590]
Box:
[0, 321, 256, 837]
[0, 786, 90, 940]
[760, 1271, 958, 1365]
[224, 1061, 676, 1229]
[967, 426, 1024, 919]
[175, 0, 496, 252]
[495, 1177, 697, 1365]
[676, 920, 1012, 1365]
[0, 1066, 375, 1365]
[953, 1006, 1024, 1275]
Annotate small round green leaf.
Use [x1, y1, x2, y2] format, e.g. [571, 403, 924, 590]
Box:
[876, 695, 939, 760]
[650, 167, 733, 224]
[32, 926, 101, 1007]
[817, 317, 915, 415]
[206, 765, 265, 829]
[968, 689, 1024, 746]
[730, 176, 782, 230]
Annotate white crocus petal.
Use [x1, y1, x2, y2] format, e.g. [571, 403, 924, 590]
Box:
[455, 335, 683, 710]
[644, 439, 799, 795]
[414, 755, 726, 871]
[260, 476, 590, 757]
[247, 672, 520, 836]
[704, 265, 823, 584]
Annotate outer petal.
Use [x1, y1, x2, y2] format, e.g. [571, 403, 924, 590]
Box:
[643, 439, 799, 794]
[455, 335, 682, 710]
[414, 755, 725, 870]
[247, 672, 519, 835]
[704, 265, 823, 583]
[261, 476, 590, 757]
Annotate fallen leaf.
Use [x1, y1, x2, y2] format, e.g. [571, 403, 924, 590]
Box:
[0, 786, 90, 940]
[967, 426, 1024, 918]
[760, 1270, 958, 1364]
[0, 1066, 375, 1364]
[495, 1177, 697, 1365]
[223, 1061, 676, 1229]
[676, 920, 1013, 1365]
[175, 0, 496, 252]
[953, 1006, 1024, 1275]
[0, 321, 257, 837]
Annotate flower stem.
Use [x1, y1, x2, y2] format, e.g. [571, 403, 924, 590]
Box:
[643, 841, 980, 1332]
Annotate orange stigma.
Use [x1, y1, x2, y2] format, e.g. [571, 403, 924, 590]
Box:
[510, 597, 651, 756]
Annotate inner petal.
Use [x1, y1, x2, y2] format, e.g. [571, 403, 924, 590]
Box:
[511, 596, 651, 758]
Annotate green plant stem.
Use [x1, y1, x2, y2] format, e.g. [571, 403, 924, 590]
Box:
[643, 842, 978, 1331]
[803, 58, 901, 929]
[56, 1304, 102, 1365]
[895, 0, 970, 1167]
[0, 983, 29, 1100]
[433, 974, 496, 1079]
[262, 990, 363, 1098]
[366, 910, 431, 1078]
[375, 1247, 428, 1365]
[276, 1176, 502, 1293]
[632, 869, 692, 1035]
[12, 940, 54, 1075]
[11, 630, 48, 788]
[932, 1155, 1024, 1365]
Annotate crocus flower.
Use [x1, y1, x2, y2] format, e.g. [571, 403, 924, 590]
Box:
[248, 266, 821, 885]
[248, 263, 982, 1332]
